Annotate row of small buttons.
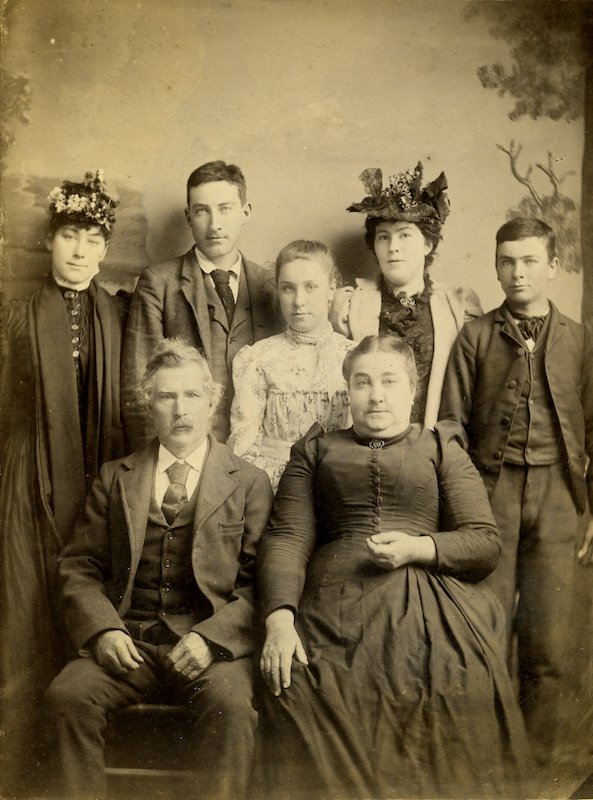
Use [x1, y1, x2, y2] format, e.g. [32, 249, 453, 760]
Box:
[160, 529, 175, 602]
[371, 448, 382, 535]
[516, 348, 538, 359]
[494, 446, 534, 460]
[499, 408, 534, 426]
[64, 290, 82, 358]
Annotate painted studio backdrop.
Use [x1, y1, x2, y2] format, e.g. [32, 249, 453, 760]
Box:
[1, 0, 591, 324]
[1, 1, 592, 798]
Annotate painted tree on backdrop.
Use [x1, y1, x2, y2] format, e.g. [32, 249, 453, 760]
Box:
[496, 140, 580, 273]
[0, 69, 30, 171]
[466, 1, 593, 325]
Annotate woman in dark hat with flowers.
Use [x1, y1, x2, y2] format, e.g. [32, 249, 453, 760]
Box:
[0, 170, 127, 794]
[332, 162, 482, 428]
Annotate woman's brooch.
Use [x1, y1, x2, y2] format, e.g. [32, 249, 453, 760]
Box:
[368, 439, 384, 449]
[397, 294, 416, 308]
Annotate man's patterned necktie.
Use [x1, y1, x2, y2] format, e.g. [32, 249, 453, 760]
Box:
[161, 461, 191, 524]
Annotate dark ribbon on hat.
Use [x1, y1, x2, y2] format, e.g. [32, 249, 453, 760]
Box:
[347, 162, 450, 224]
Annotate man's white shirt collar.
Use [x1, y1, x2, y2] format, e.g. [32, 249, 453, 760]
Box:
[194, 248, 242, 302]
[194, 247, 242, 277]
[154, 438, 209, 507]
[157, 439, 209, 476]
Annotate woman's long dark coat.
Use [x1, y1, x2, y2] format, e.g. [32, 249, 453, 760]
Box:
[0, 275, 127, 794]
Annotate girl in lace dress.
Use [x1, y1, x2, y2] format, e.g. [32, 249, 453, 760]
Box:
[228, 240, 354, 491]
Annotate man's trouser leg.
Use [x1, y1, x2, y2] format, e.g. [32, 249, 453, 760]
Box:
[487, 462, 582, 765]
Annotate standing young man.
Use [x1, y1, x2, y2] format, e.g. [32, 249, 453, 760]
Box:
[122, 161, 278, 446]
[440, 217, 593, 766]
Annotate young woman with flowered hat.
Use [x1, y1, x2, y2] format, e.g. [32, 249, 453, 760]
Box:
[0, 170, 127, 794]
[331, 162, 482, 428]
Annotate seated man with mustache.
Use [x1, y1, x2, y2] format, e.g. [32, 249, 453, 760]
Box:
[47, 338, 273, 800]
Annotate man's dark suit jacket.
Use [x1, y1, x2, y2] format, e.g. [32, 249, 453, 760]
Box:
[57, 435, 273, 660]
[439, 302, 593, 514]
[121, 249, 279, 448]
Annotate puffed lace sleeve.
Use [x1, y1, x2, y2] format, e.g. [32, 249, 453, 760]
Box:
[228, 343, 269, 462]
[329, 286, 355, 338]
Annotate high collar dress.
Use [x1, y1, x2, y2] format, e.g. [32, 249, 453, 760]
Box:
[258, 423, 532, 800]
[0, 276, 127, 794]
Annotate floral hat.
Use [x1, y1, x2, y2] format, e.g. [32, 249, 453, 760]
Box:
[347, 162, 450, 232]
[47, 169, 119, 232]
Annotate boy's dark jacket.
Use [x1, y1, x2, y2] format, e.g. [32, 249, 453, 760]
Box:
[440, 302, 593, 514]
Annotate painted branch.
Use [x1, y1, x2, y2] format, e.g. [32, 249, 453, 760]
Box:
[496, 141, 543, 206]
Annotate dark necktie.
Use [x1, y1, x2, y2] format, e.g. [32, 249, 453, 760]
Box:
[161, 461, 191, 525]
[515, 316, 546, 343]
[210, 269, 235, 324]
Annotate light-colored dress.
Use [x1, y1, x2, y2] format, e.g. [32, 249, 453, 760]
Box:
[229, 322, 354, 490]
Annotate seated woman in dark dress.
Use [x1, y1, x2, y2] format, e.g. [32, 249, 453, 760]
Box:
[257, 334, 532, 800]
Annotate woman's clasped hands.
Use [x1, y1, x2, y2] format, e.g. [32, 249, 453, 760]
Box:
[366, 530, 437, 570]
[260, 608, 309, 696]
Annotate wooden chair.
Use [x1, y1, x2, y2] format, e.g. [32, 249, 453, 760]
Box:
[104, 703, 199, 800]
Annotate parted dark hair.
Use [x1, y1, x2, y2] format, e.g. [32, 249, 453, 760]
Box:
[186, 161, 247, 206]
[275, 240, 339, 284]
[342, 333, 418, 389]
[47, 215, 111, 240]
[140, 337, 222, 412]
[364, 217, 441, 269]
[495, 217, 556, 261]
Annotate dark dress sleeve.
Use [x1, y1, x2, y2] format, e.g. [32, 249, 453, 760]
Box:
[257, 424, 322, 619]
[428, 421, 501, 583]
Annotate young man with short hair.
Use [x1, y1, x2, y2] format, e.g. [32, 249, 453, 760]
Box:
[439, 216, 593, 766]
[122, 161, 278, 446]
